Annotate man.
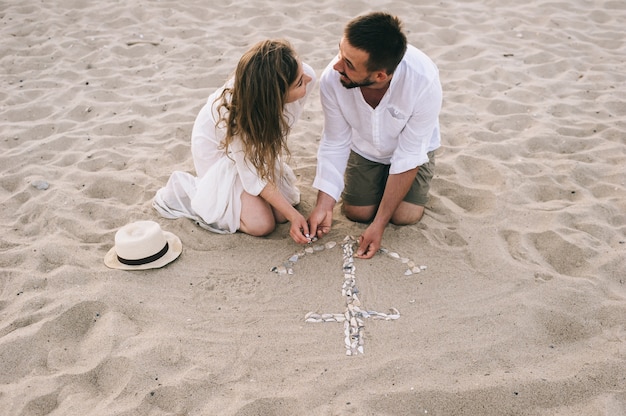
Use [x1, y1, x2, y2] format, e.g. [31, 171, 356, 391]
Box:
[308, 12, 442, 259]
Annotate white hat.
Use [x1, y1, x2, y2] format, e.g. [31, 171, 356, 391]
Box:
[104, 220, 182, 270]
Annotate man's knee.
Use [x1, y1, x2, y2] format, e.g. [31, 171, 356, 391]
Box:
[390, 203, 425, 225]
[342, 203, 376, 223]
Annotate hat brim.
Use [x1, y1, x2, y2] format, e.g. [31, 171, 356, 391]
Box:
[104, 231, 182, 270]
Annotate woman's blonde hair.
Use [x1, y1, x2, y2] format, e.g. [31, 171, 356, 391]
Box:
[216, 39, 299, 184]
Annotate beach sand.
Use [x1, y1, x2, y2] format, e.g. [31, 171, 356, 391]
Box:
[1, 0, 625, 414]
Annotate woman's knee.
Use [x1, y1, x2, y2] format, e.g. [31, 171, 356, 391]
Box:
[241, 215, 275, 236]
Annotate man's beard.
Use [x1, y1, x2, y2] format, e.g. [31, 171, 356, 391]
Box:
[339, 72, 375, 89]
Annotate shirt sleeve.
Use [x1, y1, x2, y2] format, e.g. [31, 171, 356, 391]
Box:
[229, 139, 267, 196]
[389, 76, 442, 174]
[312, 63, 353, 202]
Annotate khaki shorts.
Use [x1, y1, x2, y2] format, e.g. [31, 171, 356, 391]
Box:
[341, 150, 435, 206]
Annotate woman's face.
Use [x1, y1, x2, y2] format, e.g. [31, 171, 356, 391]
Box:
[285, 61, 313, 103]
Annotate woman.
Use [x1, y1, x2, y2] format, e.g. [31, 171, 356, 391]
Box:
[153, 39, 315, 244]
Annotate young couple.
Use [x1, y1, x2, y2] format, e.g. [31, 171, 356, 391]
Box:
[153, 12, 442, 259]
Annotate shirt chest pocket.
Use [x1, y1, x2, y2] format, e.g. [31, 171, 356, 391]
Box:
[385, 106, 409, 136]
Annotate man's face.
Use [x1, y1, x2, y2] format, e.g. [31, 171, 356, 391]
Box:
[333, 38, 375, 89]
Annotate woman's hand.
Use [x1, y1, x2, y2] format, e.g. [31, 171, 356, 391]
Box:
[288, 212, 311, 244]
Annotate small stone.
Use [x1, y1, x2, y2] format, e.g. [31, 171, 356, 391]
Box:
[31, 180, 49, 190]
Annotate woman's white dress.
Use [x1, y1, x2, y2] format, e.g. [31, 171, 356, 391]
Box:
[153, 64, 316, 233]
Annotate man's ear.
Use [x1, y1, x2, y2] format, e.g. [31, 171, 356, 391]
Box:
[374, 70, 391, 83]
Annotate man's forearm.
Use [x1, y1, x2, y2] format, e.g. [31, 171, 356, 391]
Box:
[372, 167, 419, 227]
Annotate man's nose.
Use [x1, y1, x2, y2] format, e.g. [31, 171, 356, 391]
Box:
[333, 60, 343, 72]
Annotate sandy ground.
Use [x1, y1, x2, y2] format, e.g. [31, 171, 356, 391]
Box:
[1, 0, 625, 415]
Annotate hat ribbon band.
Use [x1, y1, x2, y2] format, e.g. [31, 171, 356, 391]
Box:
[117, 242, 169, 266]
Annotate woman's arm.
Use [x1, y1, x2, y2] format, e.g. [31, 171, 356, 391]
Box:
[260, 183, 310, 244]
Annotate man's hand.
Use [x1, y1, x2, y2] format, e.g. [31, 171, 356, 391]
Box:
[308, 191, 335, 238]
[356, 223, 385, 259]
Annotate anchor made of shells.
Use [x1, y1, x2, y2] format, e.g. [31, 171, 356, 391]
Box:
[270, 235, 427, 355]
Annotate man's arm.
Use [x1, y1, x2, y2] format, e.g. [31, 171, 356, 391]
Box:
[356, 167, 419, 258]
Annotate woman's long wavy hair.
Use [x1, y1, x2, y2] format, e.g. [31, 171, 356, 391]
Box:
[216, 39, 299, 185]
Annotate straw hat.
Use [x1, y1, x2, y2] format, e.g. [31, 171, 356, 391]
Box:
[104, 220, 182, 270]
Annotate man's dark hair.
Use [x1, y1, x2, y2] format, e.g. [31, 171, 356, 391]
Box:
[344, 12, 408, 75]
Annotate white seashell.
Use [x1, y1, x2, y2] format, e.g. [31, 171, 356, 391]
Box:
[411, 266, 421, 273]
[357, 345, 364, 354]
[321, 313, 334, 320]
[313, 244, 324, 252]
[288, 254, 299, 262]
[420, 265, 428, 270]
[305, 312, 319, 320]
[346, 349, 352, 356]
[407, 260, 415, 268]
[305, 317, 323, 323]
[345, 336, 351, 347]
[334, 314, 346, 322]
[401, 257, 410, 263]
[404, 269, 413, 276]
[304, 247, 314, 254]
[325, 241, 337, 249]
[388, 252, 400, 259]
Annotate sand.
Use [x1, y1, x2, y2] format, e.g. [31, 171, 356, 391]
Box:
[1, 0, 625, 415]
